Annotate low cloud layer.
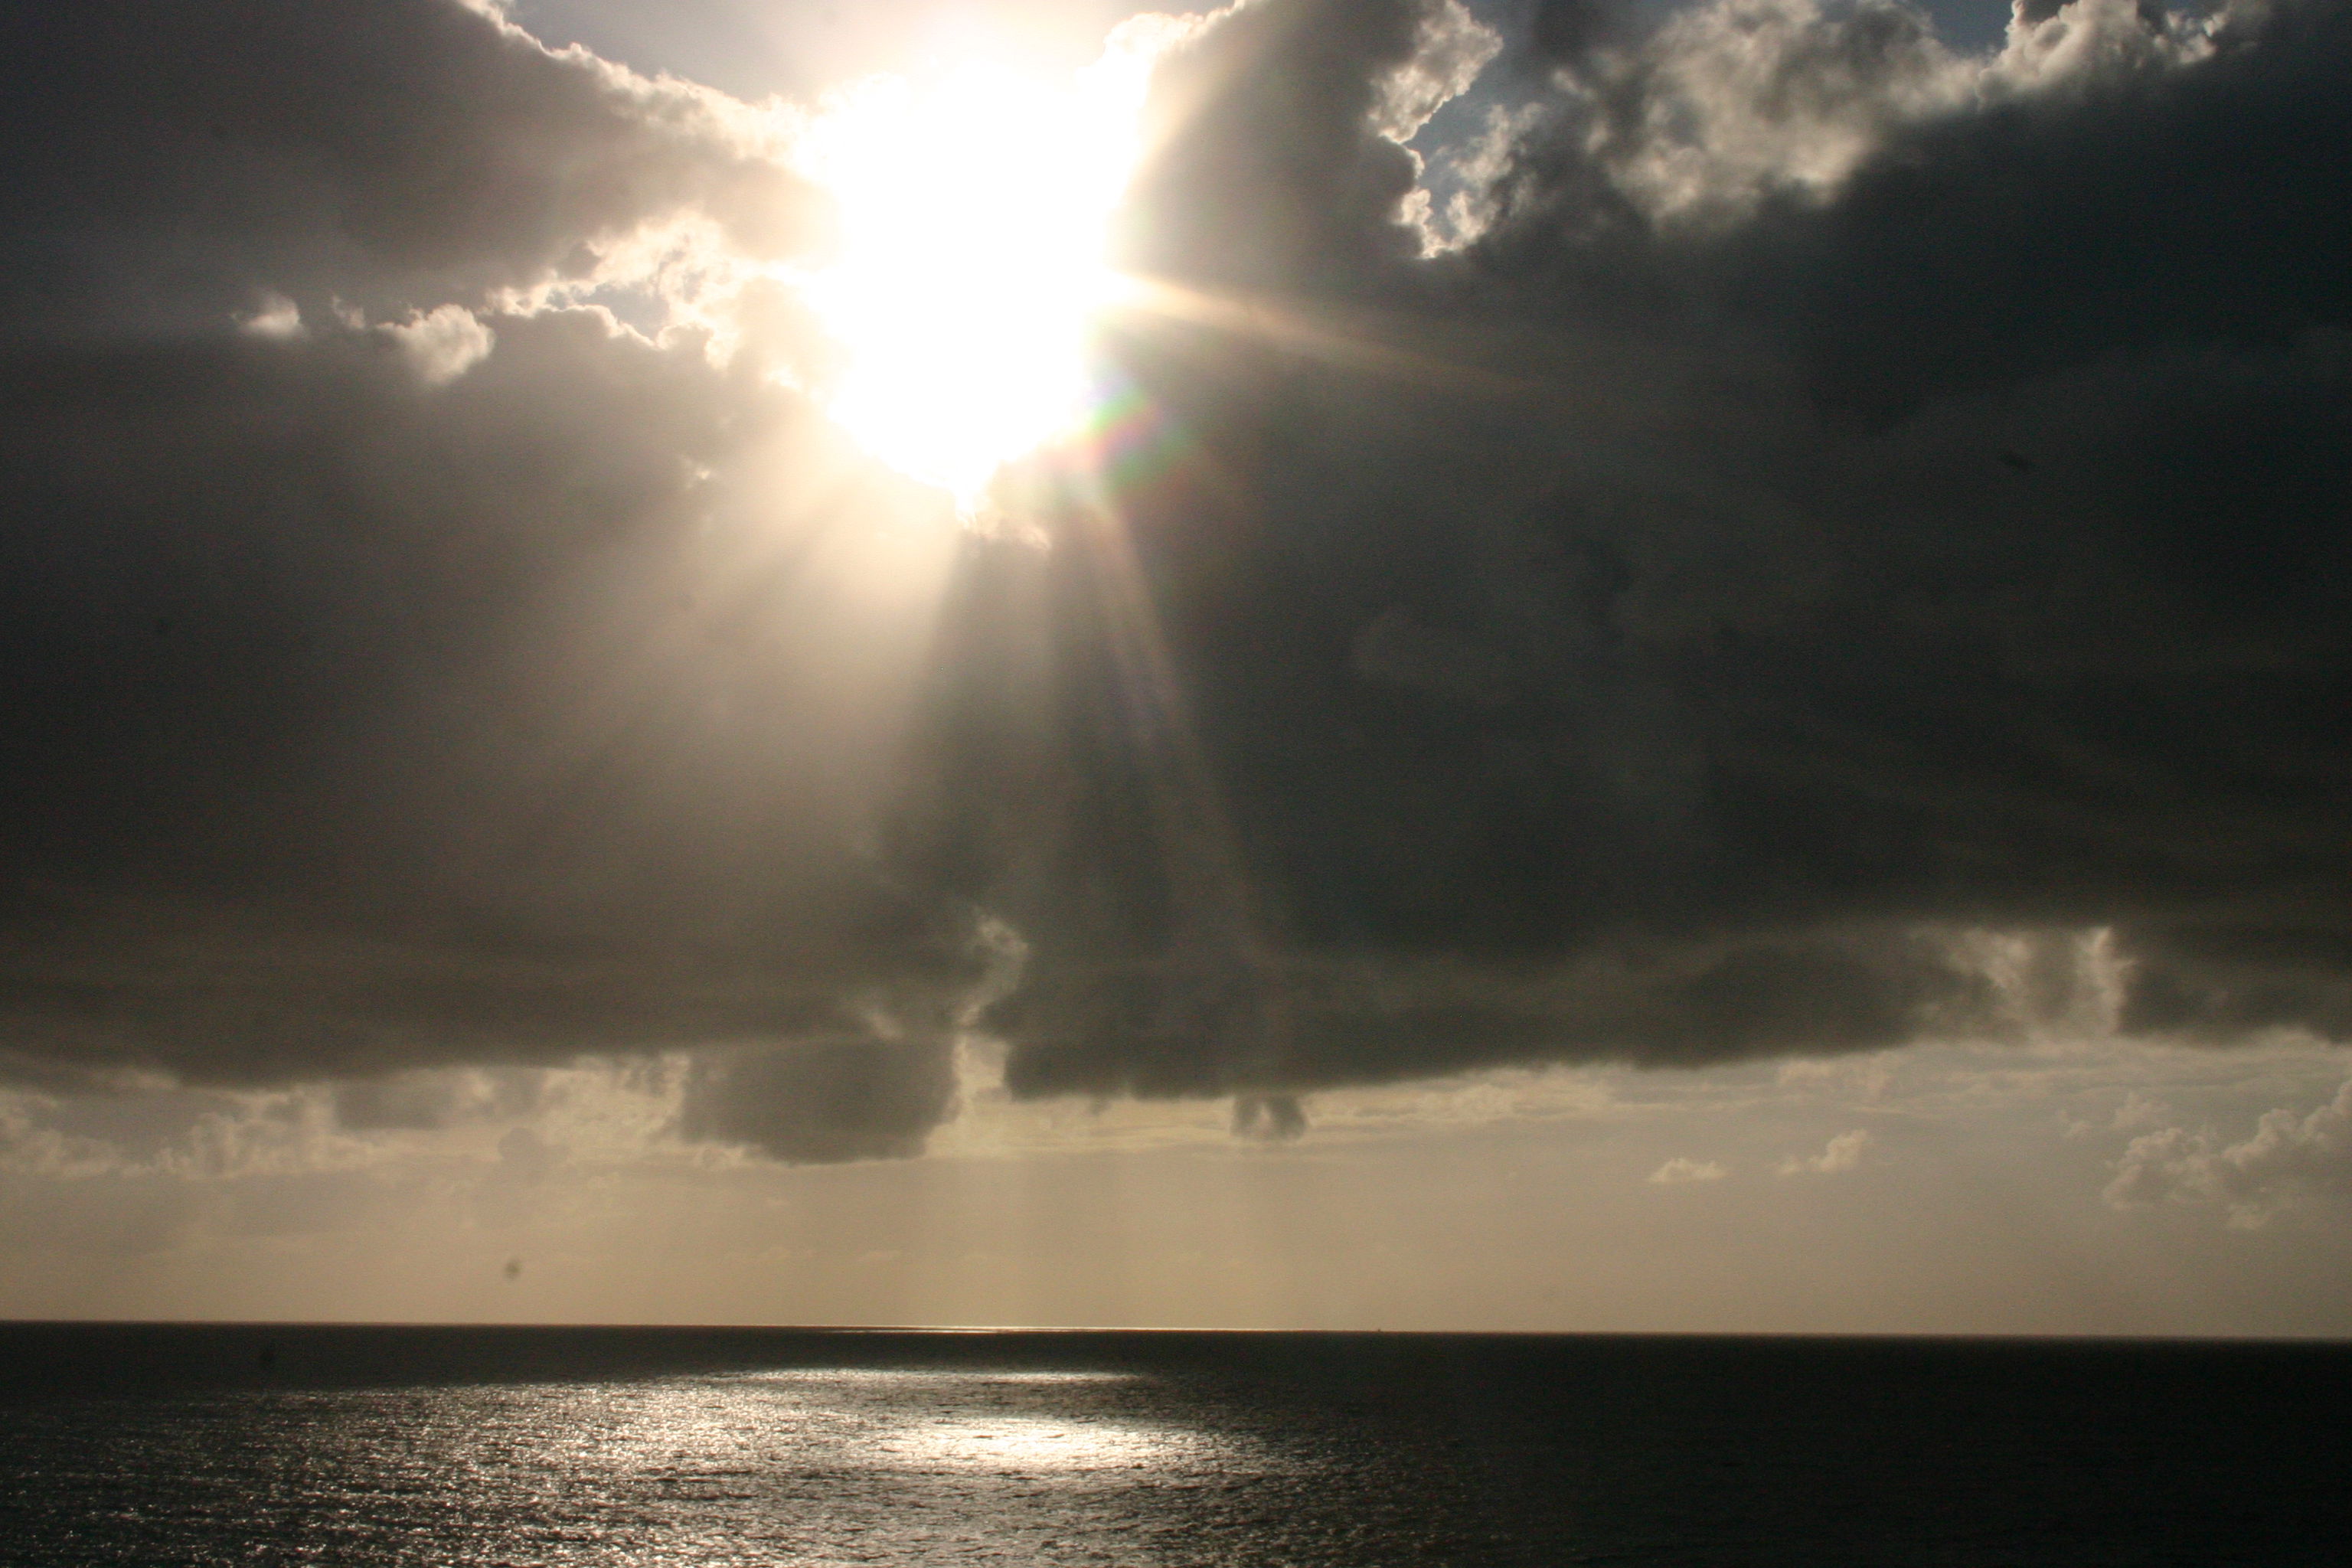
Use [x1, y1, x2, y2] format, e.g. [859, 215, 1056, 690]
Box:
[2, 0, 2347, 1158]
[2108, 1076, 2352, 1226]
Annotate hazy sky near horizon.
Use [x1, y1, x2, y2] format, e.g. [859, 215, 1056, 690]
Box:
[2, 0, 2349, 1331]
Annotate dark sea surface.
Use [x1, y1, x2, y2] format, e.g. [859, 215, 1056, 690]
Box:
[0, 1325, 2344, 1566]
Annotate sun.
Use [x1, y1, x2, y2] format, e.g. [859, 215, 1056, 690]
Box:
[789, 29, 1178, 514]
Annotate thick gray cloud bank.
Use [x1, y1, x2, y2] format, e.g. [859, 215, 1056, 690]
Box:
[2, 0, 2348, 1156]
[916, 0, 2352, 1100]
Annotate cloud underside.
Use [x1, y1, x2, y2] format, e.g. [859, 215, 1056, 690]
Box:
[1, 0, 2348, 1158]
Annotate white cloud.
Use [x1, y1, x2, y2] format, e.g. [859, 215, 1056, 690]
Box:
[237, 291, 305, 339]
[1374, 0, 1501, 143]
[1601, 0, 1972, 221]
[381, 304, 496, 385]
[1650, 1156, 1728, 1184]
[2105, 1077, 2352, 1227]
[1587, 0, 2223, 226]
[1777, 1128, 1872, 1175]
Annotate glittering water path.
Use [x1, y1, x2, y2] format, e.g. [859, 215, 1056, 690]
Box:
[2, 1327, 2346, 1565]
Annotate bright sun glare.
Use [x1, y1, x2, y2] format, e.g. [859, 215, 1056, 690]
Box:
[792, 31, 1174, 511]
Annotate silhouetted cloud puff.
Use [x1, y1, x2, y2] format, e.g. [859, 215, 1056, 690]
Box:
[679, 1037, 962, 1165]
[2, 0, 2348, 1155]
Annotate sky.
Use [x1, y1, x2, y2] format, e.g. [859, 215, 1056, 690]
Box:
[1, 0, 2348, 1334]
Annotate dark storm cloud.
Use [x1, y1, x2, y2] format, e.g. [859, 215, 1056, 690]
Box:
[678, 1035, 962, 1165]
[0, 0, 823, 337]
[1117, 0, 1433, 286]
[0, 0, 980, 1153]
[0, 309, 985, 1092]
[906, 0, 2352, 1101]
[2, 0, 2348, 1151]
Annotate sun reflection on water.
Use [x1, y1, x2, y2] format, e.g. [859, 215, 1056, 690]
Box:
[7, 1362, 1463, 1566]
[573, 1367, 1250, 1494]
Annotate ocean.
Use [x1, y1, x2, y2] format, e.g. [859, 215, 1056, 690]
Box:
[0, 1325, 2343, 1565]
